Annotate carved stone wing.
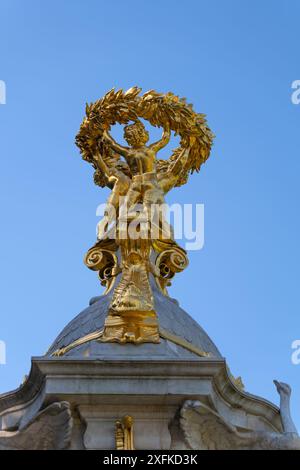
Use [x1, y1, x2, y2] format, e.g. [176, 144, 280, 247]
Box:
[180, 400, 248, 450]
[180, 400, 300, 450]
[0, 402, 72, 450]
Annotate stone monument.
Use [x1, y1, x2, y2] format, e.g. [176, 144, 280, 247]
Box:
[0, 87, 299, 450]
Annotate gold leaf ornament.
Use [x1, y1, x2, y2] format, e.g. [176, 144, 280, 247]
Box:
[76, 87, 214, 188]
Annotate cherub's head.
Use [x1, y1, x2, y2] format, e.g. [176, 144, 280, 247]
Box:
[124, 121, 149, 147]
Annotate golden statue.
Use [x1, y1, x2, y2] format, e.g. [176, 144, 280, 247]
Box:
[76, 87, 214, 344]
[115, 416, 135, 450]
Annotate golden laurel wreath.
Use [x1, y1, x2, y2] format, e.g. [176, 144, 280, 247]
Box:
[76, 87, 214, 188]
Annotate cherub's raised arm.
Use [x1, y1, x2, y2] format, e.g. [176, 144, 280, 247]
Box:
[102, 130, 130, 157]
[149, 126, 171, 153]
[158, 148, 190, 194]
[93, 150, 110, 176]
[170, 147, 190, 176]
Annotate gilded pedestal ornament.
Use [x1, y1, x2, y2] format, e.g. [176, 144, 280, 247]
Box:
[115, 416, 135, 450]
[75, 87, 214, 344]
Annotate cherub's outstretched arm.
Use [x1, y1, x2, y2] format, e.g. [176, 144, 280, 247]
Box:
[93, 149, 130, 187]
[149, 126, 171, 153]
[92, 149, 115, 188]
[102, 130, 130, 157]
[170, 148, 189, 176]
[158, 148, 190, 194]
[93, 150, 111, 176]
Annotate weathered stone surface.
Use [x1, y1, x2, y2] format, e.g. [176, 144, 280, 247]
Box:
[0, 402, 72, 450]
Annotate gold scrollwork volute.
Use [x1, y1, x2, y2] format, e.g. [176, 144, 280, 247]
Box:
[84, 241, 119, 294]
[154, 245, 189, 295]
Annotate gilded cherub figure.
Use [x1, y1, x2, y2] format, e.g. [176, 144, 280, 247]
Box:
[76, 87, 213, 343]
[93, 149, 131, 239]
[103, 120, 170, 175]
[102, 120, 171, 208]
[94, 119, 191, 239]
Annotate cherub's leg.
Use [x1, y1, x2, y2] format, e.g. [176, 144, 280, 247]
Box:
[143, 186, 173, 241]
[126, 181, 141, 208]
[97, 184, 125, 240]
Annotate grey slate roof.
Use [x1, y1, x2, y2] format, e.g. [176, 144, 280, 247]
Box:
[47, 285, 221, 359]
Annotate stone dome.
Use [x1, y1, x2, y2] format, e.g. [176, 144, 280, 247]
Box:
[47, 286, 222, 360]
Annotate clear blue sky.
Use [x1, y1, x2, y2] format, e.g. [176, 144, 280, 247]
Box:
[0, 0, 299, 429]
